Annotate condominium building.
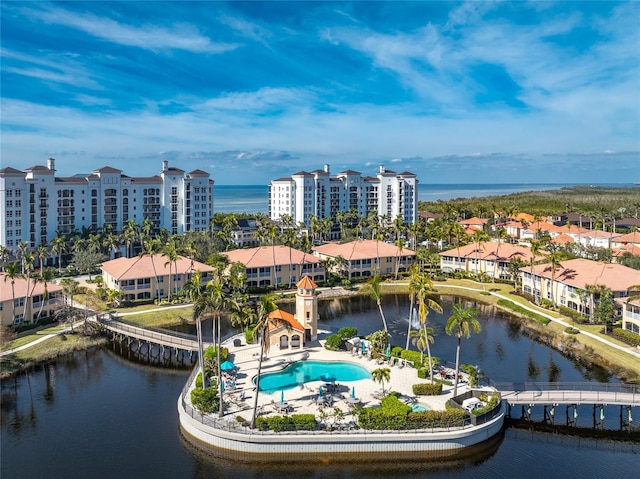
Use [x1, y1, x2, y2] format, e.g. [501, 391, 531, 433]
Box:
[0, 159, 214, 249]
[268, 164, 418, 227]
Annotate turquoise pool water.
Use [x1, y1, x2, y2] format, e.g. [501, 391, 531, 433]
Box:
[258, 360, 371, 393]
[411, 403, 432, 412]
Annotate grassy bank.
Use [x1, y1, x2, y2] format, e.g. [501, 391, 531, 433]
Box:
[3, 279, 639, 383]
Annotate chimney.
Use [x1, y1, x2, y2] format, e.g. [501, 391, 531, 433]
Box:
[324, 164, 330, 174]
[379, 165, 385, 173]
[162, 160, 168, 171]
[47, 158, 56, 171]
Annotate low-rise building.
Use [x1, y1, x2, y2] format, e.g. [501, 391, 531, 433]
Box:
[439, 242, 541, 280]
[520, 258, 640, 315]
[222, 245, 325, 288]
[1, 273, 63, 326]
[622, 297, 640, 336]
[101, 254, 213, 301]
[313, 239, 415, 279]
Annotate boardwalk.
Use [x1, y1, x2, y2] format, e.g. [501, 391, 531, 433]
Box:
[97, 314, 212, 352]
[494, 382, 640, 407]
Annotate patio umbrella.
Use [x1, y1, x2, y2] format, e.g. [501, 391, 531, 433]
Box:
[319, 386, 323, 397]
[220, 360, 236, 371]
[280, 390, 284, 402]
[385, 344, 391, 359]
[351, 386, 356, 399]
[361, 342, 366, 354]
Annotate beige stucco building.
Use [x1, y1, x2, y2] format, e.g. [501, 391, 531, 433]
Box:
[622, 297, 640, 336]
[313, 239, 415, 279]
[223, 245, 325, 288]
[101, 254, 213, 301]
[1, 273, 63, 326]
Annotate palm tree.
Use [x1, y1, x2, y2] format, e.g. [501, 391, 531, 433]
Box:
[409, 326, 434, 366]
[546, 249, 564, 307]
[0, 245, 11, 272]
[445, 303, 481, 397]
[471, 229, 489, 277]
[528, 240, 541, 303]
[184, 271, 207, 389]
[280, 226, 297, 287]
[35, 267, 54, 321]
[267, 222, 279, 288]
[394, 238, 405, 280]
[3, 262, 21, 325]
[363, 274, 389, 334]
[416, 275, 442, 382]
[60, 277, 79, 332]
[163, 238, 179, 299]
[21, 252, 35, 322]
[371, 367, 391, 395]
[250, 293, 279, 429]
[405, 266, 420, 350]
[122, 219, 139, 258]
[36, 244, 50, 269]
[50, 235, 67, 274]
[493, 226, 507, 281]
[140, 238, 161, 302]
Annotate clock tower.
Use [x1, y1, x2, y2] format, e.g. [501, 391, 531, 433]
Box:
[295, 275, 318, 343]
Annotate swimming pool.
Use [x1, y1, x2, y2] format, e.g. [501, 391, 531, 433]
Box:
[411, 403, 432, 412]
[257, 360, 371, 393]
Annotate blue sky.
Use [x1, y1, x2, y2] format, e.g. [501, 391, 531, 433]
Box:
[1, 1, 639, 185]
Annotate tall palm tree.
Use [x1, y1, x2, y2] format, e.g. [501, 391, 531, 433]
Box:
[21, 252, 35, 322]
[493, 226, 507, 281]
[0, 245, 11, 272]
[394, 238, 405, 280]
[405, 266, 420, 350]
[141, 238, 161, 302]
[184, 271, 207, 389]
[60, 277, 79, 332]
[163, 238, 179, 298]
[122, 219, 139, 258]
[35, 267, 54, 321]
[445, 303, 481, 397]
[267, 223, 279, 288]
[416, 275, 443, 382]
[50, 235, 67, 274]
[364, 274, 389, 334]
[250, 293, 279, 429]
[471, 229, 489, 277]
[3, 262, 21, 325]
[280, 226, 297, 287]
[528, 240, 541, 303]
[36, 244, 50, 269]
[546, 249, 564, 307]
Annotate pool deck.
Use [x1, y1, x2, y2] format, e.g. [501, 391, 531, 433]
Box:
[213, 329, 471, 423]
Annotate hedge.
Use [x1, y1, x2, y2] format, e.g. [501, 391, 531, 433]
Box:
[190, 386, 219, 414]
[324, 334, 343, 350]
[497, 299, 551, 325]
[412, 383, 443, 396]
[612, 328, 640, 347]
[254, 414, 317, 432]
[559, 306, 588, 324]
[405, 409, 467, 429]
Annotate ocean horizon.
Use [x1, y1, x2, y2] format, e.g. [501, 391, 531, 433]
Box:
[213, 182, 636, 215]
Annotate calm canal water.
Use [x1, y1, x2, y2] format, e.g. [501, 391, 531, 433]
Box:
[2, 295, 638, 478]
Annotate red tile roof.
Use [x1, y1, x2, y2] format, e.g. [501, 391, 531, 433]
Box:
[223, 246, 321, 268]
[439, 241, 544, 262]
[101, 254, 212, 280]
[313, 239, 415, 261]
[527, 258, 640, 292]
[0, 273, 62, 302]
[297, 275, 317, 289]
[268, 308, 304, 332]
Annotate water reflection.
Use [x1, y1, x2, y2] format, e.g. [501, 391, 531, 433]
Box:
[180, 428, 505, 479]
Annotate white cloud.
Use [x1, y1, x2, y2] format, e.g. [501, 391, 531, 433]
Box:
[25, 5, 237, 53]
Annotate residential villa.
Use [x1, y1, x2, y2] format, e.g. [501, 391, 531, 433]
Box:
[0, 273, 63, 326]
[101, 254, 213, 301]
[222, 245, 325, 288]
[520, 258, 640, 316]
[622, 297, 640, 335]
[459, 217, 488, 232]
[439, 242, 543, 280]
[313, 239, 415, 279]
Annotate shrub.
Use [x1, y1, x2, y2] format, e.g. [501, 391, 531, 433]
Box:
[406, 409, 467, 429]
[539, 298, 554, 309]
[412, 383, 443, 396]
[190, 386, 219, 414]
[195, 372, 203, 389]
[564, 327, 580, 335]
[399, 349, 424, 368]
[337, 327, 358, 339]
[612, 328, 640, 347]
[245, 325, 256, 344]
[417, 367, 428, 379]
[253, 414, 317, 432]
[391, 346, 404, 357]
[324, 334, 343, 350]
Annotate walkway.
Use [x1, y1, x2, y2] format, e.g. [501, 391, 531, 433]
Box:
[431, 282, 640, 361]
[494, 382, 640, 406]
